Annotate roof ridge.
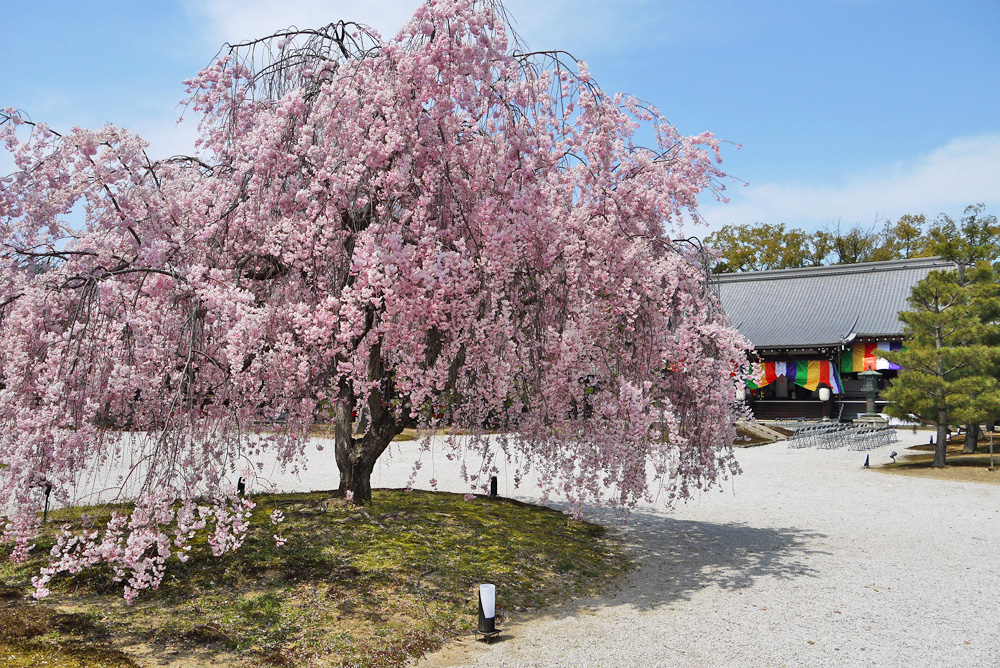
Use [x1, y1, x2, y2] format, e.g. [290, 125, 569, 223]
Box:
[715, 256, 954, 283]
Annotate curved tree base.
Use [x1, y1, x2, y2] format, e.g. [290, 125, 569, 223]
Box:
[337, 459, 377, 505]
[334, 393, 404, 506]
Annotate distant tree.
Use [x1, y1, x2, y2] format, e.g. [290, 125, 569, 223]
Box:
[928, 203, 1000, 284]
[707, 218, 930, 272]
[809, 229, 835, 266]
[881, 214, 931, 260]
[826, 220, 885, 264]
[706, 223, 823, 273]
[881, 269, 1000, 465]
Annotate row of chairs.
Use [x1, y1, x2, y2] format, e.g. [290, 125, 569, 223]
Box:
[773, 418, 837, 432]
[847, 426, 898, 450]
[786, 422, 847, 449]
[785, 422, 898, 450]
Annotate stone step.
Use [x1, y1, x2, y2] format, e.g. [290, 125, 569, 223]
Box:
[737, 420, 788, 442]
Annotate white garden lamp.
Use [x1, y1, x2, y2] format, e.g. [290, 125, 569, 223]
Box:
[476, 583, 500, 642]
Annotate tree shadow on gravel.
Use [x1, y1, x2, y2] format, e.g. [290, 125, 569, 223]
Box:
[533, 511, 826, 617]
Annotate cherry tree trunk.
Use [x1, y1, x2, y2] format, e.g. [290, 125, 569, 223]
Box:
[336, 447, 378, 504]
[332, 382, 403, 504]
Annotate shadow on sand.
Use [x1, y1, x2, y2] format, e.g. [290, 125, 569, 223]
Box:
[524, 510, 825, 619]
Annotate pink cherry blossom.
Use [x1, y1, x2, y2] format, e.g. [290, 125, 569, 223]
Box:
[0, 0, 750, 600]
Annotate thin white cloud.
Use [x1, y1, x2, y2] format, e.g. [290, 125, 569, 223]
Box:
[699, 134, 1000, 233]
[181, 0, 423, 45]
[503, 0, 723, 55]
[180, 0, 705, 54]
[132, 115, 201, 161]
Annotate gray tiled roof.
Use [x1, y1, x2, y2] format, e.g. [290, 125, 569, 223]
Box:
[715, 257, 955, 349]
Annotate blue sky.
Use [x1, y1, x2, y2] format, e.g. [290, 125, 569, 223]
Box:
[2, 0, 998, 237]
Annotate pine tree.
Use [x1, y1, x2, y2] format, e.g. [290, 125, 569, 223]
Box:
[926, 204, 1000, 451]
[881, 269, 1000, 466]
[955, 265, 1000, 452]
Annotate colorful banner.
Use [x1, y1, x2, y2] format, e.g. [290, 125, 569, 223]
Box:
[840, 341, 903, 372]
[747, 360, 842, 394]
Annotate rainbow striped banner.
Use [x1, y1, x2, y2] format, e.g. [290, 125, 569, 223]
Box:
[840, 342, 903, 372]
[747, 360, 842, 394]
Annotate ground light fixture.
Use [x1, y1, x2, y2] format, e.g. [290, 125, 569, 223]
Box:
[476, 583, 500, 642]
[42, 481, 52, 522]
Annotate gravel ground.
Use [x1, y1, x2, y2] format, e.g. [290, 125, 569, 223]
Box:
[62, 430, 999, 666]
[397, 431, 998, 668]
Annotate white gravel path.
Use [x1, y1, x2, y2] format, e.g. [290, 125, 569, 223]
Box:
[395, 432, 999, 668]
[62, 430, 1000, 666]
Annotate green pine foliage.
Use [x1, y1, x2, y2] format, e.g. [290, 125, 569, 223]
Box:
[881, 266, 1000, 466]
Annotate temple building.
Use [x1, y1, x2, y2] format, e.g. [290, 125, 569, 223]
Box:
[716, 257, 955, 421]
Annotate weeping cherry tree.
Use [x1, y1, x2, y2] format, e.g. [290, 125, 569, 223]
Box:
[0, 0, 750, 600]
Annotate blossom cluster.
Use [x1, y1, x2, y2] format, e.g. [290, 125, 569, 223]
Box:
[29, 494, 254, 603]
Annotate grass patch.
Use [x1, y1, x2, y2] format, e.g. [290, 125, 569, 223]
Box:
[0, 489, 630, 668]
[877, 434, 1000, 485]
[0, 603, 140, 668]
[0, 641, 141, 668]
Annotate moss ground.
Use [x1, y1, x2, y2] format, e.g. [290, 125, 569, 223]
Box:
[0, 489, 630, 668]
[877, 432, 1000, 485]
